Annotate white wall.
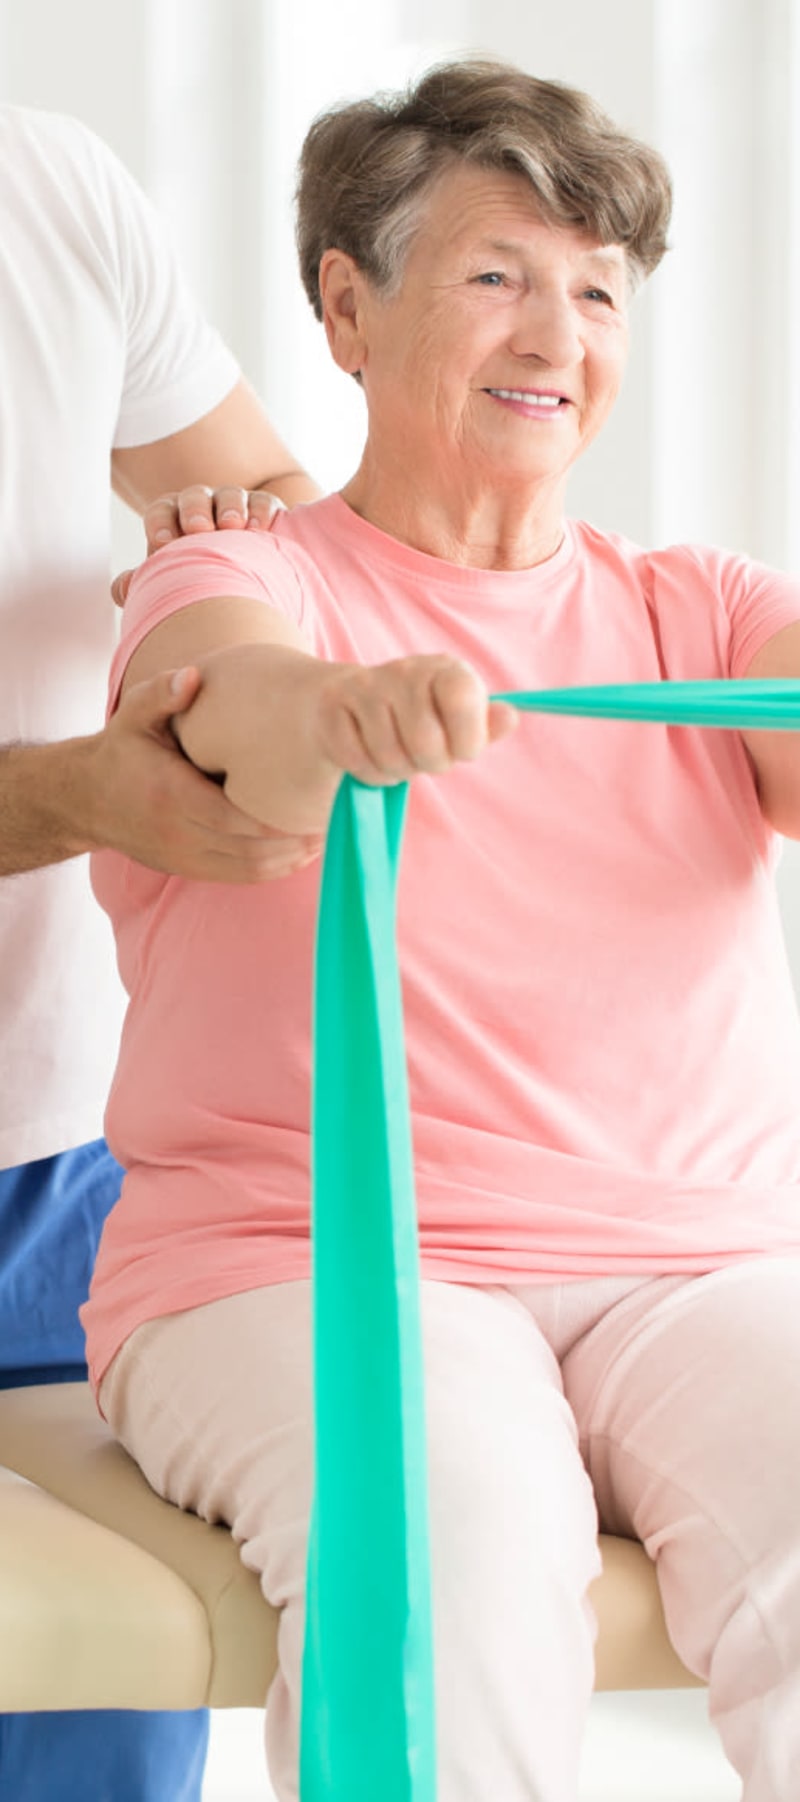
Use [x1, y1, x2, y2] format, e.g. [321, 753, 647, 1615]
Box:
[2, 0, 800, 965]
[2, 0, 797, 546]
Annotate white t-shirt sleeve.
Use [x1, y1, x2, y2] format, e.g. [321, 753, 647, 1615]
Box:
[56, 115, 241, 448]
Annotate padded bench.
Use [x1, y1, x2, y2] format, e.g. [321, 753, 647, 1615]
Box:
[0, 1381, 701, 1711]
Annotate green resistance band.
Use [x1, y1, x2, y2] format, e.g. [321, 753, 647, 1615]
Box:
[299, 678, 800, 1801]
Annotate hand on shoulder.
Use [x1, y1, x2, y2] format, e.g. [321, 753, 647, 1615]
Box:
[111, 485, 287, 607]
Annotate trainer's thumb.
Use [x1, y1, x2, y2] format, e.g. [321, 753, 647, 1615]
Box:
[125, 665, 203, 727]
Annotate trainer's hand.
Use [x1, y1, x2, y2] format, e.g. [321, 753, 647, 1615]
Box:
[145, 485, 285, 549]
[112, 486, 286, 607]
[83, 666, 322, 881]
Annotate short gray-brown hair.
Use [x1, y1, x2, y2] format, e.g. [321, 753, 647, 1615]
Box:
[296, 59, 672, 317]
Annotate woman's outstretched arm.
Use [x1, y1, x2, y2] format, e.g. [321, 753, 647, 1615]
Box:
[120, 592, 516, 851]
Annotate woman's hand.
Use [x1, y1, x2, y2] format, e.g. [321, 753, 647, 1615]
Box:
[175, 645, 517, 848]
[314, 655, 517, 785]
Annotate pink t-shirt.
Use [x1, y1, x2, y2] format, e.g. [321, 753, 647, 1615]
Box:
[83, 496, 800, 1389]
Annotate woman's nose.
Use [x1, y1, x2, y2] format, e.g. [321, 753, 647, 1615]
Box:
[509, 294, 583, 368]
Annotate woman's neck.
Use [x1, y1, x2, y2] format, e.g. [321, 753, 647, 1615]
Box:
[340, 455, 567, 572]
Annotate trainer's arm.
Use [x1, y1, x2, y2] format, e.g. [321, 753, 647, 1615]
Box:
[1, 383, 320, 881]
[0, 668, 301, 882]
[112, 378, 320, 514]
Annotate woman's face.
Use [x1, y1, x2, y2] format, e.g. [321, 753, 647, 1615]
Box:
[336, 163, 631, 495]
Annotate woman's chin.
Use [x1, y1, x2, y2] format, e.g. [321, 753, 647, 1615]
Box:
[474, 446, 568, 491]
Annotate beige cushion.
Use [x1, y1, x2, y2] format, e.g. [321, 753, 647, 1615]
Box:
[0, 1467, 210, 1711]
[0, 1382, 701, 1710]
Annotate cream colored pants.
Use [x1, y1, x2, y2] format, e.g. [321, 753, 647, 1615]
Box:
[101, 1261, 800, 1801]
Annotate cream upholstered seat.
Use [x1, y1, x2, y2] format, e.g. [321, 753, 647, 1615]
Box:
[0, 1381, 702, 1711]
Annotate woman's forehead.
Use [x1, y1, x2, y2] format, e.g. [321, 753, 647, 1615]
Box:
[412, 166, 627, 273]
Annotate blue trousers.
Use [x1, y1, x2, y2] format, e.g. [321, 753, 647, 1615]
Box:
[0, 1143, 209, 1801]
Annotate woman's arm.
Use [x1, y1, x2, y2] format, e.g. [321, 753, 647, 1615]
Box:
[742, 623, 800, 838]
[120, 594, 517, 843]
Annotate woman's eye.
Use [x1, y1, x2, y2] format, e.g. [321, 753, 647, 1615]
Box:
[474, 271, 505, 287]
[584, 287, 614, 306]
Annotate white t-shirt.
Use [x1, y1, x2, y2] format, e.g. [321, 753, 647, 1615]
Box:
[0, 105, 240, 1169]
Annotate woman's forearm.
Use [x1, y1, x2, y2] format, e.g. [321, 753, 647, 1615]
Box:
[172, 640, 343, 837]
[171, 639, 515, 845]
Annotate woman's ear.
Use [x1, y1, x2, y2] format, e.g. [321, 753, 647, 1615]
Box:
[318, 250, 369, 377]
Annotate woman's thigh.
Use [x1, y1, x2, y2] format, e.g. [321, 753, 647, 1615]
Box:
[560, 1259, 800, 1599]
[101, 1277, 602, 1802]
[101, 1277, 600, 1595]
[560, 1257, 800, 1773]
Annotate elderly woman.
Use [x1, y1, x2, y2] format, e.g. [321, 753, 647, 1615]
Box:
[84, 60, 800, 1802]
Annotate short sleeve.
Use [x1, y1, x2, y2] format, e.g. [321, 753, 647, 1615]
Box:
[108, 530, 305, 714]
[719, 553, 800, 677]
[66, 119, 240, 447]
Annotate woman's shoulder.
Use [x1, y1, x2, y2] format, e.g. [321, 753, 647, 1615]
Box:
[570, 516, 796, 598]
[571, 517, 723, 580]
[569, 518, 800, 673]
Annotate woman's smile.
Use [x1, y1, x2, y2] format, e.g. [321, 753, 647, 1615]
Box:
[482, 386, 573, 420]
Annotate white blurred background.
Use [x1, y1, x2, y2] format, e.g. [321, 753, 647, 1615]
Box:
[2, 0, 799, 561]
[2, 1, 797, 1794]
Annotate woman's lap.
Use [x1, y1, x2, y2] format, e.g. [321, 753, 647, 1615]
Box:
[100, 1259, 800, 1802]
[101, 1278, 601, 1800]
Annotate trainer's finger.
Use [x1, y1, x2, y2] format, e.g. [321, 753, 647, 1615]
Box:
[211, 486, 249, 529]
[175, 485, 216, 535]
[144, 493, 181, 552]
[111, 568, 134, 608]
[245, 490, 287, 532]
[119, 666, 203, 729]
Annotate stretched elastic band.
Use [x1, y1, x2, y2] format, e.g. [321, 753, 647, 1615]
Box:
[300, 678, 800, 1800]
